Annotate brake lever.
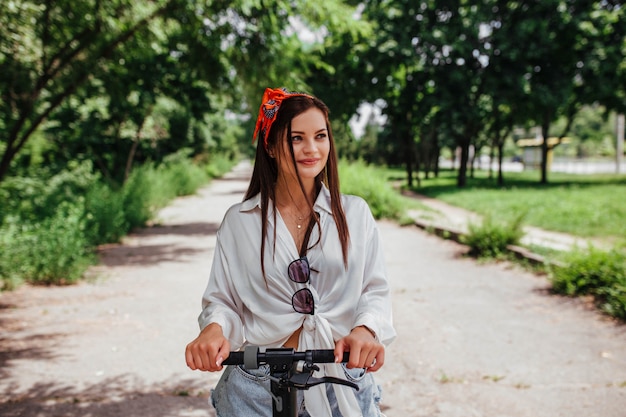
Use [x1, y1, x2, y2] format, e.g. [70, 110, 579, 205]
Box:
[287, 372, 360, 391]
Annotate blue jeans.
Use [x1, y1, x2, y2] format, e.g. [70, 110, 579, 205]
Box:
[210, 364, 384, 416]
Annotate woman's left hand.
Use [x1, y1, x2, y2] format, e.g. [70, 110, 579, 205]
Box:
[334, 326, 385, 372]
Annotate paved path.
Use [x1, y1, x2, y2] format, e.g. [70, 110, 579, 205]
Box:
[406, 192, 606, 252]
[1, 161, 625, 417]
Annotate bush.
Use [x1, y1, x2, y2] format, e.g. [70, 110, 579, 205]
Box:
[1, 154, 227, 290]
[0, 220, 26, 290]
[596, 282, 626, 321]
[0, 202, 93, 287]
[122, 163, 161, 229]
[205, 153, 236, 179]
[0, 163, 100, 288]
[462, 214, 525, 258]
[550, 245, 626, 320]
[121, 157, 211, 230]
[338, 160, 409, 221]
[84, 182, 127, 245]
[162, 161, 208, 197]
[0, 161, 99, 225]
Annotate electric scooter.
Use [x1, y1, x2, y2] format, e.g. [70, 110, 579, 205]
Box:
[223, 345, 358, 417]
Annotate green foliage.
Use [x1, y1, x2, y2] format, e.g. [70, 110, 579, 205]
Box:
[550, 245, 626, 321]
[1, 154, 223, 289]
[4, 0, 359, 182]
[161, 148, 209, 196]
[0, 161, 99, 224]
[462, 214, 525, 259]
[0, 202, 93, 288]
[122, 163, 162, 230]
[205, 153, 237, 179]
[563, 106, 618, 158]
[120, 157, 208, 230]
[338, 159, 412, 220]
[341, 0, 625, 186]
[163, 162, 207, 197]
[84, 182, 127, 246]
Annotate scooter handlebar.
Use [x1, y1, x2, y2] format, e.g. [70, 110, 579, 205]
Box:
[222, 346, 350, 368]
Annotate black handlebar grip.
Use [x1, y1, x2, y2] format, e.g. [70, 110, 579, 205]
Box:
[310, 349, 336, 363]
[310, 350, 351, 363]
[222, 351, 244, 365]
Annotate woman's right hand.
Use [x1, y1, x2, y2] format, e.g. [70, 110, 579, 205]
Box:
[185, 323, 231, 372]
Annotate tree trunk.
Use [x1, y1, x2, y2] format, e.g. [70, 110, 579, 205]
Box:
[469, 145, 476, 179]
[488, 143, 495, 179]
[457, 139, 470, 187]
[434, 145, 440, 177]
[125, 140, 140, 182]
[124, 116, 148, 182]
[418, 136, 428, 180]
[404, 128, 414, 188]
[424, 126, 438, 179]
[540, 116, 551, 184]
[0, 147, 17, 183]
[497, 141, 504, 186]
[414, 149, 421, 188]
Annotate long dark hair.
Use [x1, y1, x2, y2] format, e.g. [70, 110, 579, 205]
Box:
[244, 94, 350, 277]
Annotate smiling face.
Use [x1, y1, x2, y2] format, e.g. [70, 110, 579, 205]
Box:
[274, 107, 330, 191]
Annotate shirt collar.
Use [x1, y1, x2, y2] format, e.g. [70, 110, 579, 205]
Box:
[240, 183, 333, 215]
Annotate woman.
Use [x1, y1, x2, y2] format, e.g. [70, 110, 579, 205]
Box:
[185, 87, 396, 416]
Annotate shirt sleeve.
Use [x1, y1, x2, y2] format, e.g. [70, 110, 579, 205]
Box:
[197, 222, 246, 350]
[352, 203, 397, 346]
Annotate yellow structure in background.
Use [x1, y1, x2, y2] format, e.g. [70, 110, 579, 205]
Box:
[516, 137, 571, 170]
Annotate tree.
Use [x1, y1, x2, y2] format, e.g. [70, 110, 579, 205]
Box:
[498, 1, 609, 183]
[361, 1, 497, 187]
[0, 0, 363, 183]
[352, 0, 437, 187]
[481, 2, 535, 186]
[45, 17, 218, 183]
[0, 0, 191, 182]
[574, 1, 626, 115]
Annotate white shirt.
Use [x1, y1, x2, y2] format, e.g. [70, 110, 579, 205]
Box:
[198, 185, 396, 416]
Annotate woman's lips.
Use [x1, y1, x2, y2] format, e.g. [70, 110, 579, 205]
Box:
[299, 158, 319, 166]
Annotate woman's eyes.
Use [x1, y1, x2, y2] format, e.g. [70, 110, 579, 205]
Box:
[290, 133, 327, 142]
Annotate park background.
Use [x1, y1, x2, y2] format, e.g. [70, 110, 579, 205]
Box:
[1, 2, 625, 317]
[2, 2, 626, 417]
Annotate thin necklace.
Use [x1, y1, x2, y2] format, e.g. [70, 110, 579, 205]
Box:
[276, 201, 308, 230]
[296, 213, 304, 229]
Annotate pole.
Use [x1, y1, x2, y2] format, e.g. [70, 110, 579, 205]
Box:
[271, 379, 297, 417]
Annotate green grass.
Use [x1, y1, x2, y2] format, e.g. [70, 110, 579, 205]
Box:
[389, 165, 626, 322]
[402, 168, 626, 240]
[339, 160, 422, 223]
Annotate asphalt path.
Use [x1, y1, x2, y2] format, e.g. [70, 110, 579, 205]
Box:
[1, 161, 625, 417]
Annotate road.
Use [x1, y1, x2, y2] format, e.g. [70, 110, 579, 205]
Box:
[1, 161, 625, 417]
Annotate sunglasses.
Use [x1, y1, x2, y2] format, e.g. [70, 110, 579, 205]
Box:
[288, 257, 314, 315]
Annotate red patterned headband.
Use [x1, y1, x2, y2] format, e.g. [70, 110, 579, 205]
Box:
[253, 87, 312, 150]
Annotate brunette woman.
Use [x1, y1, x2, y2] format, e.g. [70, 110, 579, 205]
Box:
[185, 88, 396, 417]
